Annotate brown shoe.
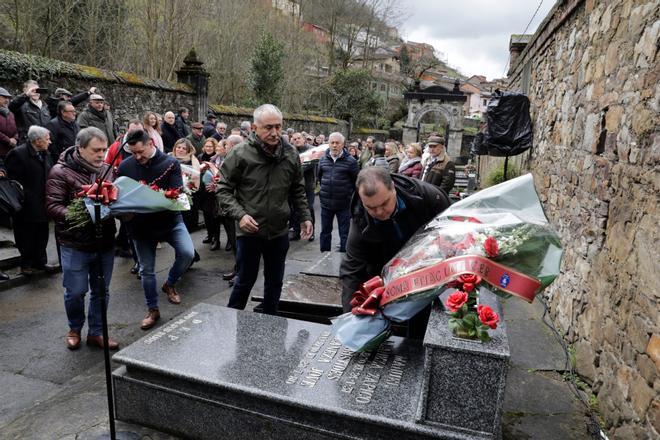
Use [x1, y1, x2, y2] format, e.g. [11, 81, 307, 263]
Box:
[162, 283, 181, 304]
[86, 335, 120, 350]
[66, 329, 81, 350]
[140, 308, 160, 330]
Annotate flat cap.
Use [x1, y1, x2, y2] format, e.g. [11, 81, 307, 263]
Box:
[55, 88, 73, 96]
[89, 93, 105, 101]
[0, 87, 12, 98]
[427, 135, 445, 145]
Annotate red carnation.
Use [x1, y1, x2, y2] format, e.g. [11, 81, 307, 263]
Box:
[483, 236, 499, 257]
[477, 304, 499, 329]
[445, 291, 468, 312]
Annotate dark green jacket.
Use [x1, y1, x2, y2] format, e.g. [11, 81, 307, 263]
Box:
[217, 134, 311, 239]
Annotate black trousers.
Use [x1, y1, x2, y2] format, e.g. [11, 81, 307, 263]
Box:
[13, 220, 49, 269]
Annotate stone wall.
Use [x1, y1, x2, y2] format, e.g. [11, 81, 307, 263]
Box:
[0, 49, 197, 131]
[209, 105, 348, 137]
[507, 0, 659, 437]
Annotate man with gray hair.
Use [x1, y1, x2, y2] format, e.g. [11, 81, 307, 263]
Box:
[317, 131, 358, 252]
[5, 125, 56, 275]
[218, 103, 312, 315]
[239, 120, 252, 138]
[46, 127, 119, 350]
[339, 167, 450, 337]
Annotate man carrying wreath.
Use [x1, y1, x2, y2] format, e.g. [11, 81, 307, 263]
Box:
[117, 130, 194, 330]
[46, 127, 118, 350]
[339, 167, 450, 337]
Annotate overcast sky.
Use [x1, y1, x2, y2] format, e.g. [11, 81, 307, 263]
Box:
[398, 0, 556, 80]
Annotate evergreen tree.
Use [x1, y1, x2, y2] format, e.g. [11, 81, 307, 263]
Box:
[249, 32, 285, 105]
[326, 68, 383, 131]
[399, 44, 411, 75]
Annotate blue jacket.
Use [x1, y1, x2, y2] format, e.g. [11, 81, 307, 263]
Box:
[317, 149, 359, 211]
[117, 149, 184, 240]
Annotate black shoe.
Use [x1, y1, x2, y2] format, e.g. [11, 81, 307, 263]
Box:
[34, 264, 60, 274]
[193, 250, 200, 263]
[222, 271, 236, 281]
[130, 262, 140, 275]
[0, 271, 9, 281]
[289, 232, 301, 241]
[210, 240, 220, 251]
[202, 235, 212, 244]
[224, 241, 233, 251]
[308, 233, 315, 242]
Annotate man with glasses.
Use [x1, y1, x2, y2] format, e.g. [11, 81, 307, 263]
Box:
[46, 101, 80, 163]
[217, 104, 312, 315]
[421, 135, 455, 194]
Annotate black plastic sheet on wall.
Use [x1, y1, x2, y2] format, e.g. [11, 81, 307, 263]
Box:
[479, 91, 533, 157]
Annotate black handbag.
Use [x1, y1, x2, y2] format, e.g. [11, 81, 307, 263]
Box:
[0, 178, 24, 215]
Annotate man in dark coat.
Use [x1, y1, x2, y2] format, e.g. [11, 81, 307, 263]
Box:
[211, 121, 227, 141]
[77, 94, 116, 144]
[317, 132, 359, 252]
[339, 167, 450, 336]
[8, 80, 51, 143]
[45, 127, 119, 350]
[421, 135, 455, 194]
[117, 130, 194, 330]
[174, 107, 191, 139]
[217, 104, 312, 315]
[45, 87, 96, 118]
[0, 87, 18, 158]
[5, 125, 55, 275]
[160, 111, 179, 153]
[46, 101, 80, 163]
[202, 113, 217, 138]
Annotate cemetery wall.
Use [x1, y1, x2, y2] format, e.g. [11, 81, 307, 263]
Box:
[0, 49, 196, 131]
[507, 0, 659, 437]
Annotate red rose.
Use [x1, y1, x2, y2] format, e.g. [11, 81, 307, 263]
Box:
[463, 282, 475, 292]
[445, 291, 468, 312]
[483, 236, 499, 257]
[458, 274, 481, 285]
[477, 304, 499, 329]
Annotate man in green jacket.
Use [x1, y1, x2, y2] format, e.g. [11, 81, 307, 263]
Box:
[217, 104, 313, 314]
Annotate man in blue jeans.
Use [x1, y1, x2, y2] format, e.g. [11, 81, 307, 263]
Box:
[217, 104, 312, 315]
[317, 132, 359, 252]
[45, 127, 119, 349]
[117, 130, 194, 330]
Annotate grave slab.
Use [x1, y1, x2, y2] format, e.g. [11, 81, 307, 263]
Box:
[300, 251, 343, 278]
[113, 304, 498, 439]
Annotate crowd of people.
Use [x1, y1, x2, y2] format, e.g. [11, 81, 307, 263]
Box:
[0, 80, 458, 350]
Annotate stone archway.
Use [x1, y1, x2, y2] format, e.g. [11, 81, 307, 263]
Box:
[402, 83, 466, 157]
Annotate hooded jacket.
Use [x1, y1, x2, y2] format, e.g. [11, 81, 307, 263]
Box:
[217, 134, 311, 239]
[45, 146, 116, 252]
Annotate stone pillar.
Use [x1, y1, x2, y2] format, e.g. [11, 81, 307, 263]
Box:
[447, 129, 463, 158]
[176, 48, 210, 123]
[402, 125, 418, 145]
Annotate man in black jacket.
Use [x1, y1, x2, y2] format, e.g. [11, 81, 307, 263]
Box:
[46, 101, 80, 163]
[174, 108, 191, 139]
[339, 167, 450, 320]
[9, 80, 51, 143]
[117, 130, 194, 330]
[317, 132, 358, 252]
[5, 125, 56, 275]
[45, 87, 96, 118]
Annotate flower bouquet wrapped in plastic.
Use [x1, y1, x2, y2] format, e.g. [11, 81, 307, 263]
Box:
[66, 176, 190, 228]
[331, 173, 563, 351]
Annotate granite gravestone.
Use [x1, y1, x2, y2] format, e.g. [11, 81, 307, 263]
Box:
[252, 251, 344, 322]
[113, 295, 509, 439]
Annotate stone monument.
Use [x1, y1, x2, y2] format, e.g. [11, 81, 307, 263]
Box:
[113, 291, 509, 439]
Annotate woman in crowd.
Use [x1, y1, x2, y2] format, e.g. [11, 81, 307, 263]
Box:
[170, 138, 201, 263]
[197, 138, 221, 250]
[398, 142, 423, 179]
[143, 111, 164, 152]
[347, 143, 360, 160]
